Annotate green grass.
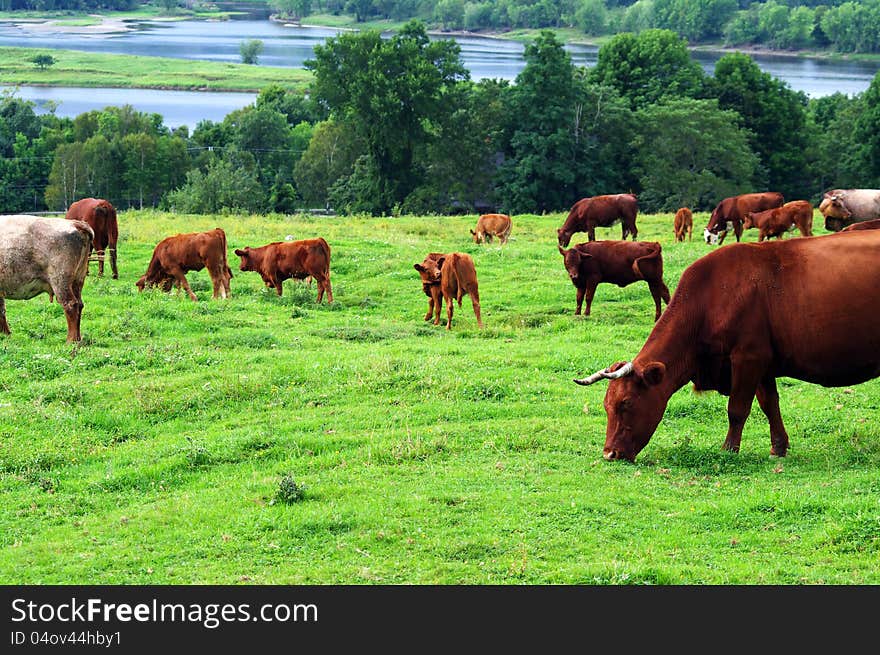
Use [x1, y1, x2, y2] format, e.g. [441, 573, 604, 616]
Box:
[0, 47, 312, 92]
[2, 209, 878, 584]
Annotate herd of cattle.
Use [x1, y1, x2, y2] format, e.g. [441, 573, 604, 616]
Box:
[1, 186, 879, 463]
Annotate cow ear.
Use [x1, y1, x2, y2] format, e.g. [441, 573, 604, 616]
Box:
[414, 264, 425, 272]
[436, 257, 446, 270]
[638, 361, 666, 387]
[234, 249, 245, 256]
[470, 229, 476, 235]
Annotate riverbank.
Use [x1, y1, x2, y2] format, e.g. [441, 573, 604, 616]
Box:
[0, 47, 312, 92]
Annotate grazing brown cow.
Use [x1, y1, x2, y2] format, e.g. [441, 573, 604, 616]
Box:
[65, 197, 119, 279]
[413, 252, 446, 324]
[704, 192, 784, 245]
[673, 207, 693, 242]
[743, 200, 814, 242]
[818, 189, 880, 232]
[136, 228, 232, 301]
[572, 230, 880, 463]
[557, 194, 639, 246]
[841, 218, 880, 232]
[558, 241, 670, 321]
[1, 215, 93, 342]
[413, 252, 482, 330]
[234, 238, 333, 303]
[471, 213, 512, 244]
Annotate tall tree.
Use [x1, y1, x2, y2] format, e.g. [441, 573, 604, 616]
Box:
[632, 98, 760, 212]
[709, 52, 812, 199]
[498, 30, 581, 214]
[306, 20, 469, 214]
[588, 29, 706, 110]
[851, 72, 880, 184]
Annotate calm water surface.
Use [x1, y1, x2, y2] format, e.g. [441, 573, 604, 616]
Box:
[2, 19, 877, 128]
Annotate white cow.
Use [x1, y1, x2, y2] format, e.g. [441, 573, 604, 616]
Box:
[0, 215, 93, 342]
[819, 189, 880, 232]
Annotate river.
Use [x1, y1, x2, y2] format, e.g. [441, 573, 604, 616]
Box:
[1, 18, 878, 129]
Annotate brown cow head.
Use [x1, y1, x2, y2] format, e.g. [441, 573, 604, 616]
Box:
[470, 229, 484, 244]
[574, 360, 668, 462]
[414, 256, 444, 285]
[558, 245, 586, 284]
[742, 212, 756, 230]
[557, 228, 572, 248]
[234, 247, 255, 272]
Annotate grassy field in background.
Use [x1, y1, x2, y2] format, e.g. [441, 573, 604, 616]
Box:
[1, 209, 879, 584]
[0, 47, 312, 92]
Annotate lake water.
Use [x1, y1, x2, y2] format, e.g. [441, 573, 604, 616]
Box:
[2, 19, 878, 128]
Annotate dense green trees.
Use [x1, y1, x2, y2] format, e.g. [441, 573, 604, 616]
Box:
[2, 20, 880, 218]
[306, 20, 469, 214]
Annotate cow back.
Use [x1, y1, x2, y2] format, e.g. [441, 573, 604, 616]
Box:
[573, 240, 660, 286]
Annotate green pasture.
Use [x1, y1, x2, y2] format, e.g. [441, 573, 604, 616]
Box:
[1, 210, 878, 584]
[0, 47, 311, 92]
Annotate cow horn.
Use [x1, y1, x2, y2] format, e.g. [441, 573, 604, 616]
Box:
[573, 361, 634, 386]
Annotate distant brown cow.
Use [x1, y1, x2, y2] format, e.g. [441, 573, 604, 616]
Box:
[704, 192, 784, 245]
[413, 252, 482, 330]
[471, 214, 512, 244]
[234, 238, 333, 303]
[1, 215, 93, 342]
[743, 200, 814, 242]
[413, 252, 445, 324]
[65, 197, 119, 279]
[557, 194, 639, 246]
[558, 240, 670, 321]
[841, 218, 880, 232]
[673, 208, 693, 242]
[136, 228, 232, 301]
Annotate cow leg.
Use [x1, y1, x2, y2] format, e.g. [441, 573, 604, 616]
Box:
[574, 287, 586, 315]
[168, 267, 197, 302]
[109, 247, 118, 279]
[734, 222, 743, 242]
[445, 293, 454, 330]
[588, 227, 596, 242]
[582, 282, 598, 317]
[0, 298, 9, 335]
[721, 356, 765, 453]
[755, 377, 790, 457]
[425, 297, 435, 321]
[432, 287, 442, 325]
[56, 285, 84, 343]
[96, 249, 105, 276]
[648, 280, 670, 321]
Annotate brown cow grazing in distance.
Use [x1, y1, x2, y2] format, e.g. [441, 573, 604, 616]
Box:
[235, 238, 333, 303]
[1, 215, 93, 342]
[413, 252, 446, 324]
[572, 230, 880, 463]
[558, 241, 670, 321]
[65, 197, 119, 279]
[557, 194, 639, 247]
[471, 213, 512, 244]
[841, 218, 880, 232]
[136, 228, 232, 301]
[413, 252, 482, 330]
[743, 200, 814, 242]
[704, 192, 784, 245]
[673, 207, 693, 242]
[818, 189, 880, 232]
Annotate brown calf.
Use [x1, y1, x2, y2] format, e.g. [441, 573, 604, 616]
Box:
[234, 238, 333, 303]
[413, 252, 446, 324]
[743, 200, 813, 242]
[673, 207, 693, 242]
[413, 252, 483, 330]
[558, 240, 670, 321]
[136, 228, 232, 301]
[471, 214, 512, 244]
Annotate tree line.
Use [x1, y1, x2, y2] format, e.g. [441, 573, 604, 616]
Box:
[2, 24, 879, 217]
[268, 0, 880, 54]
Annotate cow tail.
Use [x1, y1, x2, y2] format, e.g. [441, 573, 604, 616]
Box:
[632, 243, 662, 280]
[71, 221, 94, 281]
